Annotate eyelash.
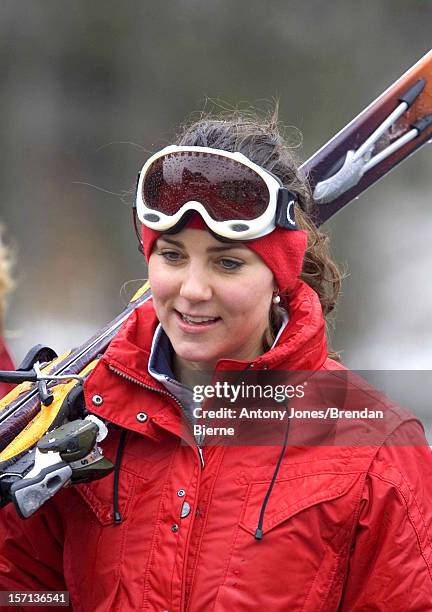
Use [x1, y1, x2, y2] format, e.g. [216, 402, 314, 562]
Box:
[159, 250, 182, 262]
[158, 250, 244, 271]
[218, 258, 243, 271]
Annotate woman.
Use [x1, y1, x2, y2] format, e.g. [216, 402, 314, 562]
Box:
[0, 113, 432, 611]
[0, 226, 14, 398]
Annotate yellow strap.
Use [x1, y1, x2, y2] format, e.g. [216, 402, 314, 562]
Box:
[130, 280, 151, 302]
[0, 380, 33, 412]
[0, 359, 99, 462]
[0, 350, 72, 414]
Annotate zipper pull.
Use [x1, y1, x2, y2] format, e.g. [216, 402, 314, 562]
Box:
[197, 446, 204, 468]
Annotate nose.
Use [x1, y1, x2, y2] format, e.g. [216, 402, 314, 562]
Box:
[179, 264, 212, 302]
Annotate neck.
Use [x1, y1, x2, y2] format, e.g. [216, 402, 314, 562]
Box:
[173, 355, 214, 388]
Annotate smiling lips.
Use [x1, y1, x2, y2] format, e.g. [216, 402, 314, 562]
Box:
[175, 310, 221, 327]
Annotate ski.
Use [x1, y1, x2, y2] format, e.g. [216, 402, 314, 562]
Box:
[301, 49, 432, 226]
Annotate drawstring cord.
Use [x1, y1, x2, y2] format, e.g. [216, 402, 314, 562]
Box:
[113, 428, 128, 524]
[110, 381, 289, 534]
[255, 411, 290, 540]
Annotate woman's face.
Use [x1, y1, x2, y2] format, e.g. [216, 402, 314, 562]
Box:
[148, 228, 276, 371]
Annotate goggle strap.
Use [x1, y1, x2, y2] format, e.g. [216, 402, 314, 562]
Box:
[133, 172, 145, 254]
[132, 206, 144, 255]
[275, 189, 298, 230]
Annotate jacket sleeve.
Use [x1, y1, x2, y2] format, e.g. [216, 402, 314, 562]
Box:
[339, 420, 432, 611]
[0, 493, 72, 612]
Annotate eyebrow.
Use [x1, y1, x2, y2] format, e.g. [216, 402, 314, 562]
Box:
[158, 236, 248, 252]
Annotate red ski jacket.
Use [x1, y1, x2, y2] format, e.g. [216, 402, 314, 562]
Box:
[0, 281, 432, 611]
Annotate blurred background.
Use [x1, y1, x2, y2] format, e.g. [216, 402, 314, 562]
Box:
[0, 0, 431, 380]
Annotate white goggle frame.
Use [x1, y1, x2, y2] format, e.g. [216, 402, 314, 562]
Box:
[135, 145, 297, 240]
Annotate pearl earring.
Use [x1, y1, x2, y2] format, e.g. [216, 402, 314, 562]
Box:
[272, 293, 281, 305]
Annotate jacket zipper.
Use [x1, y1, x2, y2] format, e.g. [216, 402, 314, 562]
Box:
[197, 446, 204, 468]
[107, 364, 205, 468]
[108, 363, 206, 611]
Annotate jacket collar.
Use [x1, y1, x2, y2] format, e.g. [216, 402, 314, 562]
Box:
[259, 280, 328, 370]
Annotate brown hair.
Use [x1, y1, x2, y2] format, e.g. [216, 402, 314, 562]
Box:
[174, 109, 343, 353]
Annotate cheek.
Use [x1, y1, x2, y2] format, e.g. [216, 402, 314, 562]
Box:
[220, 275, 273, 319]
[148, 256, 175, 304]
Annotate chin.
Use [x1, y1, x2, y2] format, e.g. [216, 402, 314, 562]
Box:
[174, 344, 218, 365]
[170, 337, 221, 364]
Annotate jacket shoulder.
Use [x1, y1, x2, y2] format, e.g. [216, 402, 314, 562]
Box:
[321, 356, 348, 371]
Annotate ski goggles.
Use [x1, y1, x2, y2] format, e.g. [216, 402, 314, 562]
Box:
[135, 145, 298, 241]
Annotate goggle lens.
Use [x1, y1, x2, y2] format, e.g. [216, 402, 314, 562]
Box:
[142, 151, 270, 222]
